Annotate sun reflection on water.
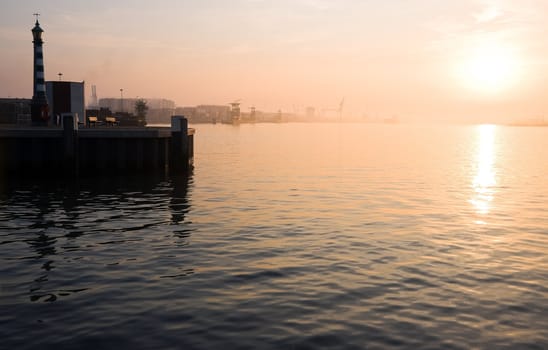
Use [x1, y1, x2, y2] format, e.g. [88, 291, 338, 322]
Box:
[470, 124, 497, 216]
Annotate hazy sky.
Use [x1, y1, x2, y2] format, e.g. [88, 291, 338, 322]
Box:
[1, 0, 547, 122]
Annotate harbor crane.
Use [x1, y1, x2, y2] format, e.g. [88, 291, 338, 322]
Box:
[321, 98, 345, 120]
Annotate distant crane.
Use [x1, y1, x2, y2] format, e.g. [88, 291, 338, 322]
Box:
[321, 97, 345, 121]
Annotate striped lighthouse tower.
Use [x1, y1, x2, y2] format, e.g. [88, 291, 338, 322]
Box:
[31, 15, 49, 125]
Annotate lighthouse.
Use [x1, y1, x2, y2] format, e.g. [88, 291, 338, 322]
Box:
[31, 15, 49, 124]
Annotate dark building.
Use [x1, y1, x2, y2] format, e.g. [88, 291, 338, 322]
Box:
[45, 81, 85, 125]
[173, 105, 231, 124]
[0, 98, 31, 124]
[99, 98, 175, 113]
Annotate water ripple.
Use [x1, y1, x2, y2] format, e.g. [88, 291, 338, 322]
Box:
[1, 124, 547, 349]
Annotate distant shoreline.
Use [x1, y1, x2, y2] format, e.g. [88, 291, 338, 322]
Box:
[506, 122, 548, 127]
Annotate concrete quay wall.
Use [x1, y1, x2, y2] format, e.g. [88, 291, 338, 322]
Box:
[0, 115, 194, 176]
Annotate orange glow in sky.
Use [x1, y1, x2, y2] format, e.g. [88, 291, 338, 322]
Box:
[0, 0, 547, 123]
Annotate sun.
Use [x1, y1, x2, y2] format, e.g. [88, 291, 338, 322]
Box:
[455, 42, 521, 95]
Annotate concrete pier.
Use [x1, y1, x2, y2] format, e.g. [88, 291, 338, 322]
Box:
[0, 115, 194, 177]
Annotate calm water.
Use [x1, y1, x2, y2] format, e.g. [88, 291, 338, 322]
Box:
[1, 123, 547, 349]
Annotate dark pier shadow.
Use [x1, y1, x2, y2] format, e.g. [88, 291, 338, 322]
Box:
[0, 171, 193, 303]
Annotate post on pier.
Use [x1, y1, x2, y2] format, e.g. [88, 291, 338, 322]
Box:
[170, 115, 189, 173]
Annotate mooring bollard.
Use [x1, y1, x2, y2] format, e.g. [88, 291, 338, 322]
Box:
[170, 116, 189, 172]
[62, 113, 79, 174]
